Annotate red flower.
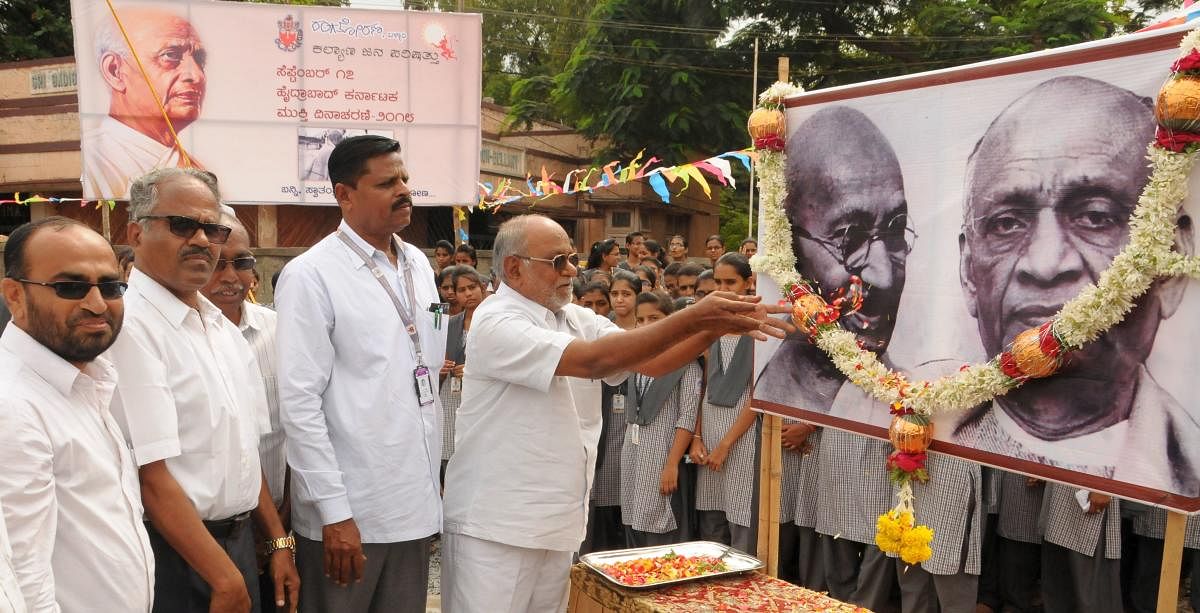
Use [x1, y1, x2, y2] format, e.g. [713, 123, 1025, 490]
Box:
[1172, 50, 1200, 73]
[1156, 127, 1200, 152]
[1037, 322, 1063, 359]
[754, 135, 786, 151]
[887, 451, 927, 473]
[998, 351, 1025, 381]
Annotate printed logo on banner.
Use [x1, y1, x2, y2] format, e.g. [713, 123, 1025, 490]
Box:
[276, 15, 303, 52]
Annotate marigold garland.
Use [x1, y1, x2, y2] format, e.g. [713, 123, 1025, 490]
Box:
[750, 29, 1200, 566]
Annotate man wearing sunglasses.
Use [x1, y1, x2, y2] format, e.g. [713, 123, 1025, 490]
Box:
[0, 217, 152, 611]
[106, 168, 299, 613]
[441, 214, 793, 612]
[277, 135, 445, 613]
[200, 214, 289, 607]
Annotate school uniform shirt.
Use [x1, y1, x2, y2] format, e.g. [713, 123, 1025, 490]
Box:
[695, 336, 759, 528]
[441, 313, 467, 462]
[0, 506, 25, 613]
[108, 268, 269, 521]
[620, 363, 703, 534]
[592, 383, 625, 508]
[443, 284, 628, 552]
[239, 301, 287, 506]
[277, 221, 446, 543]
[813, 427, 893, 545]
[0, 326, 154, 612]
[1041, 482, 1122, 559]
[790, 428, 822, 530]
[996, 470, 1045, 544]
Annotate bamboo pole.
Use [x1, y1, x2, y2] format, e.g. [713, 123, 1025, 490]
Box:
[1156, 510, 1187, 612]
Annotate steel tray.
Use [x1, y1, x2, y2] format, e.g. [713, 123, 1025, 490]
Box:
[580, 541, 764, 590]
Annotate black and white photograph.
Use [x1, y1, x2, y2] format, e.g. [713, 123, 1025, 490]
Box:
[753, 42, 1200, 501]
[297, 127, 393, 182]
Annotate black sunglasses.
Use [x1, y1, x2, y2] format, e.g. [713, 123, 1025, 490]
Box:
[17, 279, 128, 300]
[515, 252, 580, 272]
[215, 256, 257, 271]
[139, 215, 232, 244]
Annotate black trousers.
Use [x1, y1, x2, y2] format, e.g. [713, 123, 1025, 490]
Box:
[147, 516, 261, 613]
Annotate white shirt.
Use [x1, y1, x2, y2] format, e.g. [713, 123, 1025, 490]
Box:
[81, 117, 198, 200]
[277, 221, 446, 543]
[107, 269, 269, 520]
[0, 506, 26, 613]
[442, 284, 628, 552]
[0, 325, 153, 612]
[240, 302, 287, 507]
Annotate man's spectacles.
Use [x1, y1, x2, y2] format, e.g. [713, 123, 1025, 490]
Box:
[16, 279, 128, 300]
[138, 215, 232, 244]
[794, 215, 916, 271]
[215, 256, 257, 272]
[514, 252, 580, 272]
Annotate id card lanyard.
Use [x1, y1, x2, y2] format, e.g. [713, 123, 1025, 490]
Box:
[337, 231, 436, 406]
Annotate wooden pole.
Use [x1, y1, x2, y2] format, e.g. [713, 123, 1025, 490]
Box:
[100, 204, 112, 241]
[1156, 510, 1187, 612]
[748, 37, 758, 240]
[755, 55, 791, 576]
[257, 205, 278, 248]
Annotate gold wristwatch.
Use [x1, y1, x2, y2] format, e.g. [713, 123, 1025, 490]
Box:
[265, 535, 296, 556]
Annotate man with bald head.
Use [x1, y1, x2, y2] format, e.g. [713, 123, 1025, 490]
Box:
[751, 107, 914, 607]
[83, 7, 208, 199]
[0, 217, 154, 610]
[107, 168, 298, 613]
[955, 75, 1198, 492]
[954, 75, 1198, 613]
[441, 214, 792, 612]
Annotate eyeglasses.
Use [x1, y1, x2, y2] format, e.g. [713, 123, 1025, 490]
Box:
[138, 215, 232, 244]
[794, 215, 916, 271]
[514, 252, 580, 272]
[215, 256, 256, 272]
[16, 279, 128, 300]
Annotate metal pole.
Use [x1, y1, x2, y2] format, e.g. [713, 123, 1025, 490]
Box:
[748, 37, 758, 239]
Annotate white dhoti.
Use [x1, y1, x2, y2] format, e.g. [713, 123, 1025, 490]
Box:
[442, 532, 572, 613]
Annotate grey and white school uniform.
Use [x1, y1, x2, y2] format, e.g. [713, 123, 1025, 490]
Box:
[695, 335, 759, 555]
[1039, 482, 1122, 613]
[992, 470, 1044, 612]
[790, 427, 825, 590]
[579, 382, 627, 554]
[813, 426, 894, 609]
[620, 362, 703, 546]
[894, 453, 983, 613]
[440, 313, 466, 479]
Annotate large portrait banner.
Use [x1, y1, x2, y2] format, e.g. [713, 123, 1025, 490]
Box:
[70, 0, 482, 205]
[752, 25, 1200, 511]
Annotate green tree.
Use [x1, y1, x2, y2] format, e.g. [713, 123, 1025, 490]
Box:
[0, 0, 345, 63]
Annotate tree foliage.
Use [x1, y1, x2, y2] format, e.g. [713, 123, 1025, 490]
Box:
[0, 0, 345, 63]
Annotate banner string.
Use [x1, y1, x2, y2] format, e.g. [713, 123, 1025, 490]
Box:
[102, 0, 194, 168]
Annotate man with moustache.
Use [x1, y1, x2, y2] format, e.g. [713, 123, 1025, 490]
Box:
[753, 106, 914, 608]
[0, 218, 154, 611]
[199, 213, 289, 606]
[106, 168, 299, 613]
[441, 215, 792, 612]
[954, 76, 1198, 612]
[84, 7, 208, 199]
[277, 135, 444, 613]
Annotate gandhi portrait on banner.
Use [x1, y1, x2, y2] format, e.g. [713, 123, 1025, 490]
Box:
[952, 75, 1200, 496]
[83, 7, 208, 199]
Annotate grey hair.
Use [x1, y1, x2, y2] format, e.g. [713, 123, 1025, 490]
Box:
[491, 215, 543, 283]
[128, 167, 221, 221]
[94, 14, 131, 62]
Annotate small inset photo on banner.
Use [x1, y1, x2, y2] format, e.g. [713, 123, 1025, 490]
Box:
[297, 127, 394, 182]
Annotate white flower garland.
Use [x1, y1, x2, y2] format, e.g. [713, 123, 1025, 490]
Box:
[750, 37, 1200, 417]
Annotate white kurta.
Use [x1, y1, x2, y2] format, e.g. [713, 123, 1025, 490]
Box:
[443, 284, 628, 552]
[81, 117, 196, 200]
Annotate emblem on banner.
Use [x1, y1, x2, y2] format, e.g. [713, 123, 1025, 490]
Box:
[276, 15, 304, 52]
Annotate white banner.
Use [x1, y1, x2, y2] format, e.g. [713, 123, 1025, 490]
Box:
[70, 0, 481, 205]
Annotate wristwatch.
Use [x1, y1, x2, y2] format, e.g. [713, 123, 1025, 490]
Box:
[265, 535, 296, 556]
